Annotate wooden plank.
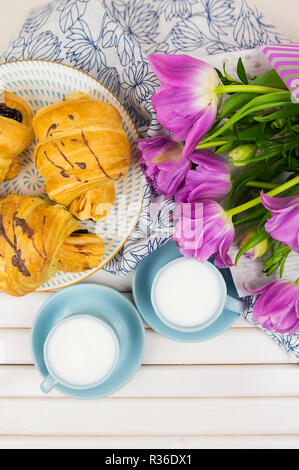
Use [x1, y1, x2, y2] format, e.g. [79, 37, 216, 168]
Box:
[156, 327, 287, 363]
[0, 292, 133, 328]
[0, 434, 299, 449]
[1, 364, 299, 398]
[0, 292, 252, 328]
[0, 328, 289, 365]
[0, 397, 298, 435]
[145, 329, 289, 364]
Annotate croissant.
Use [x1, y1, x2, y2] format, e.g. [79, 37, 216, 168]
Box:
[33, 92, 131, 221]
[0, 91, 34, 183]
[0, 194, 104, 296]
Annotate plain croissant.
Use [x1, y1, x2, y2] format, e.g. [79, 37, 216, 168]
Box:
[0, 194, 104, 296]
[0, 91, 34, 183]
[32, 92, 131, 221]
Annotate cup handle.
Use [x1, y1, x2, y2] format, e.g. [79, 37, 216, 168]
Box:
[224, 295, 244, 314]
[41, 374, 57, 394]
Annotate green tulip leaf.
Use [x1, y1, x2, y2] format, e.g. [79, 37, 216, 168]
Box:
[237, 58, 249, 85]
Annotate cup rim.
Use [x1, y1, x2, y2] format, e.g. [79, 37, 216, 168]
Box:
[43, 313, 120, 390]
[151, 257, 227, 332]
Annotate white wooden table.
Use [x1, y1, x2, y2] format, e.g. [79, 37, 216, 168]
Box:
[0, 0, 299, 450]
[0, 292, 299, 449]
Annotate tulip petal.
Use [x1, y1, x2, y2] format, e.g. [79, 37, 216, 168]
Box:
[187, 180, 231, 201]
[260, 192, 299, 253]
[173, 200, 234, 267]
[152, 84, 210, 141]
[182, 101, 218, 158]
[136, 136, 175, 156]
[156, 158, 191, 198]
[174, 150, 231, 201]
[261, 192, 299, 212]
[148, 54, 218, 88]
[251, 280, 299, 334]
[190, 150, 231, 174]
[214, 231, 234, 268]
[136, 135, 190, 198]
[265, 207, 299, 252]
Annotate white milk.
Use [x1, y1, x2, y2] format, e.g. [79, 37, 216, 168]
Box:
[46, 316, 118, 387]
[153, 259, 224, 328]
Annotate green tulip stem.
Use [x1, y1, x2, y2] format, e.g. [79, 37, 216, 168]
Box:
[296, 278, 299, 286]
[244, 181, 278, 190]
[226, 175, 299, 217]
[195, 140, 232, 149]
[215, 85, 284, 95]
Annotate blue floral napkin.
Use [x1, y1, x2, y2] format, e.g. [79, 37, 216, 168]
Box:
[2, 0, 299, 360]
[1, 0, 286, 275]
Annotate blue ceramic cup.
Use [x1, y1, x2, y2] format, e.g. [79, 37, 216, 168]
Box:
[31, 284, 145, 400]
[151, 258, 244, 332]
[41, 314, 120, 394]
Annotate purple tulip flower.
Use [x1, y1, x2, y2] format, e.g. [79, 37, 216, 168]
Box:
[250, 279, 299, 334]
[175, 150, 231, 202]
[136, 135, 191, 198]
[261, 192, 299, 252]
[173, 200, 234, 268]
[148, 54, 221, 158]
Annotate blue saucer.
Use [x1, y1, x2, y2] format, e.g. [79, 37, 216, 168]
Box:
[132, 241, 239, 342]
[31, 284, 145, 399]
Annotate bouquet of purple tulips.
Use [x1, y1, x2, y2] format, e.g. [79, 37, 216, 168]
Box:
[136, 53, 299, 335]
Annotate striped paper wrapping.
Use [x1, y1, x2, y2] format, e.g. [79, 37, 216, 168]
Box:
[260, 43, 299, 103]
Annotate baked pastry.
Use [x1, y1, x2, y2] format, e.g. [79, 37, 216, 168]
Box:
[32, 92, 131, 221]
[58, 231, 105, 272]
[0, 194, 104, 296]
[0, 91, 34, 183]
[5, 157, 21, 181]
[69, 181, 115, 222]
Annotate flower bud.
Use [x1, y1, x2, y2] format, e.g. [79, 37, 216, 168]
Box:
[271, 118, 286, 130]
[239, 228, 268, 259]
[228, 144, 256, 166]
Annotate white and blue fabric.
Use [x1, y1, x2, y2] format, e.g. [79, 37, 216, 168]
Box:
[243, 296, 299, 362]
[2, 0, 299, 361]
[1, 0, 287, 275]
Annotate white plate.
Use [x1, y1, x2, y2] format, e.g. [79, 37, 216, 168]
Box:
[0, 60, 145, 291]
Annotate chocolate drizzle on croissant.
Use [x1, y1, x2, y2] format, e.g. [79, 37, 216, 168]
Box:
[80, 129, 112, 180]
[33, 92, 131, 221]
[43, 150, 70, 179]
[0, 214, 30, 277]
[0, 194, 105, 296]
[46, 123, 58, 137]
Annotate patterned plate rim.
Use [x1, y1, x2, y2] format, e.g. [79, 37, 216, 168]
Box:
[0, 59, 145, 292]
